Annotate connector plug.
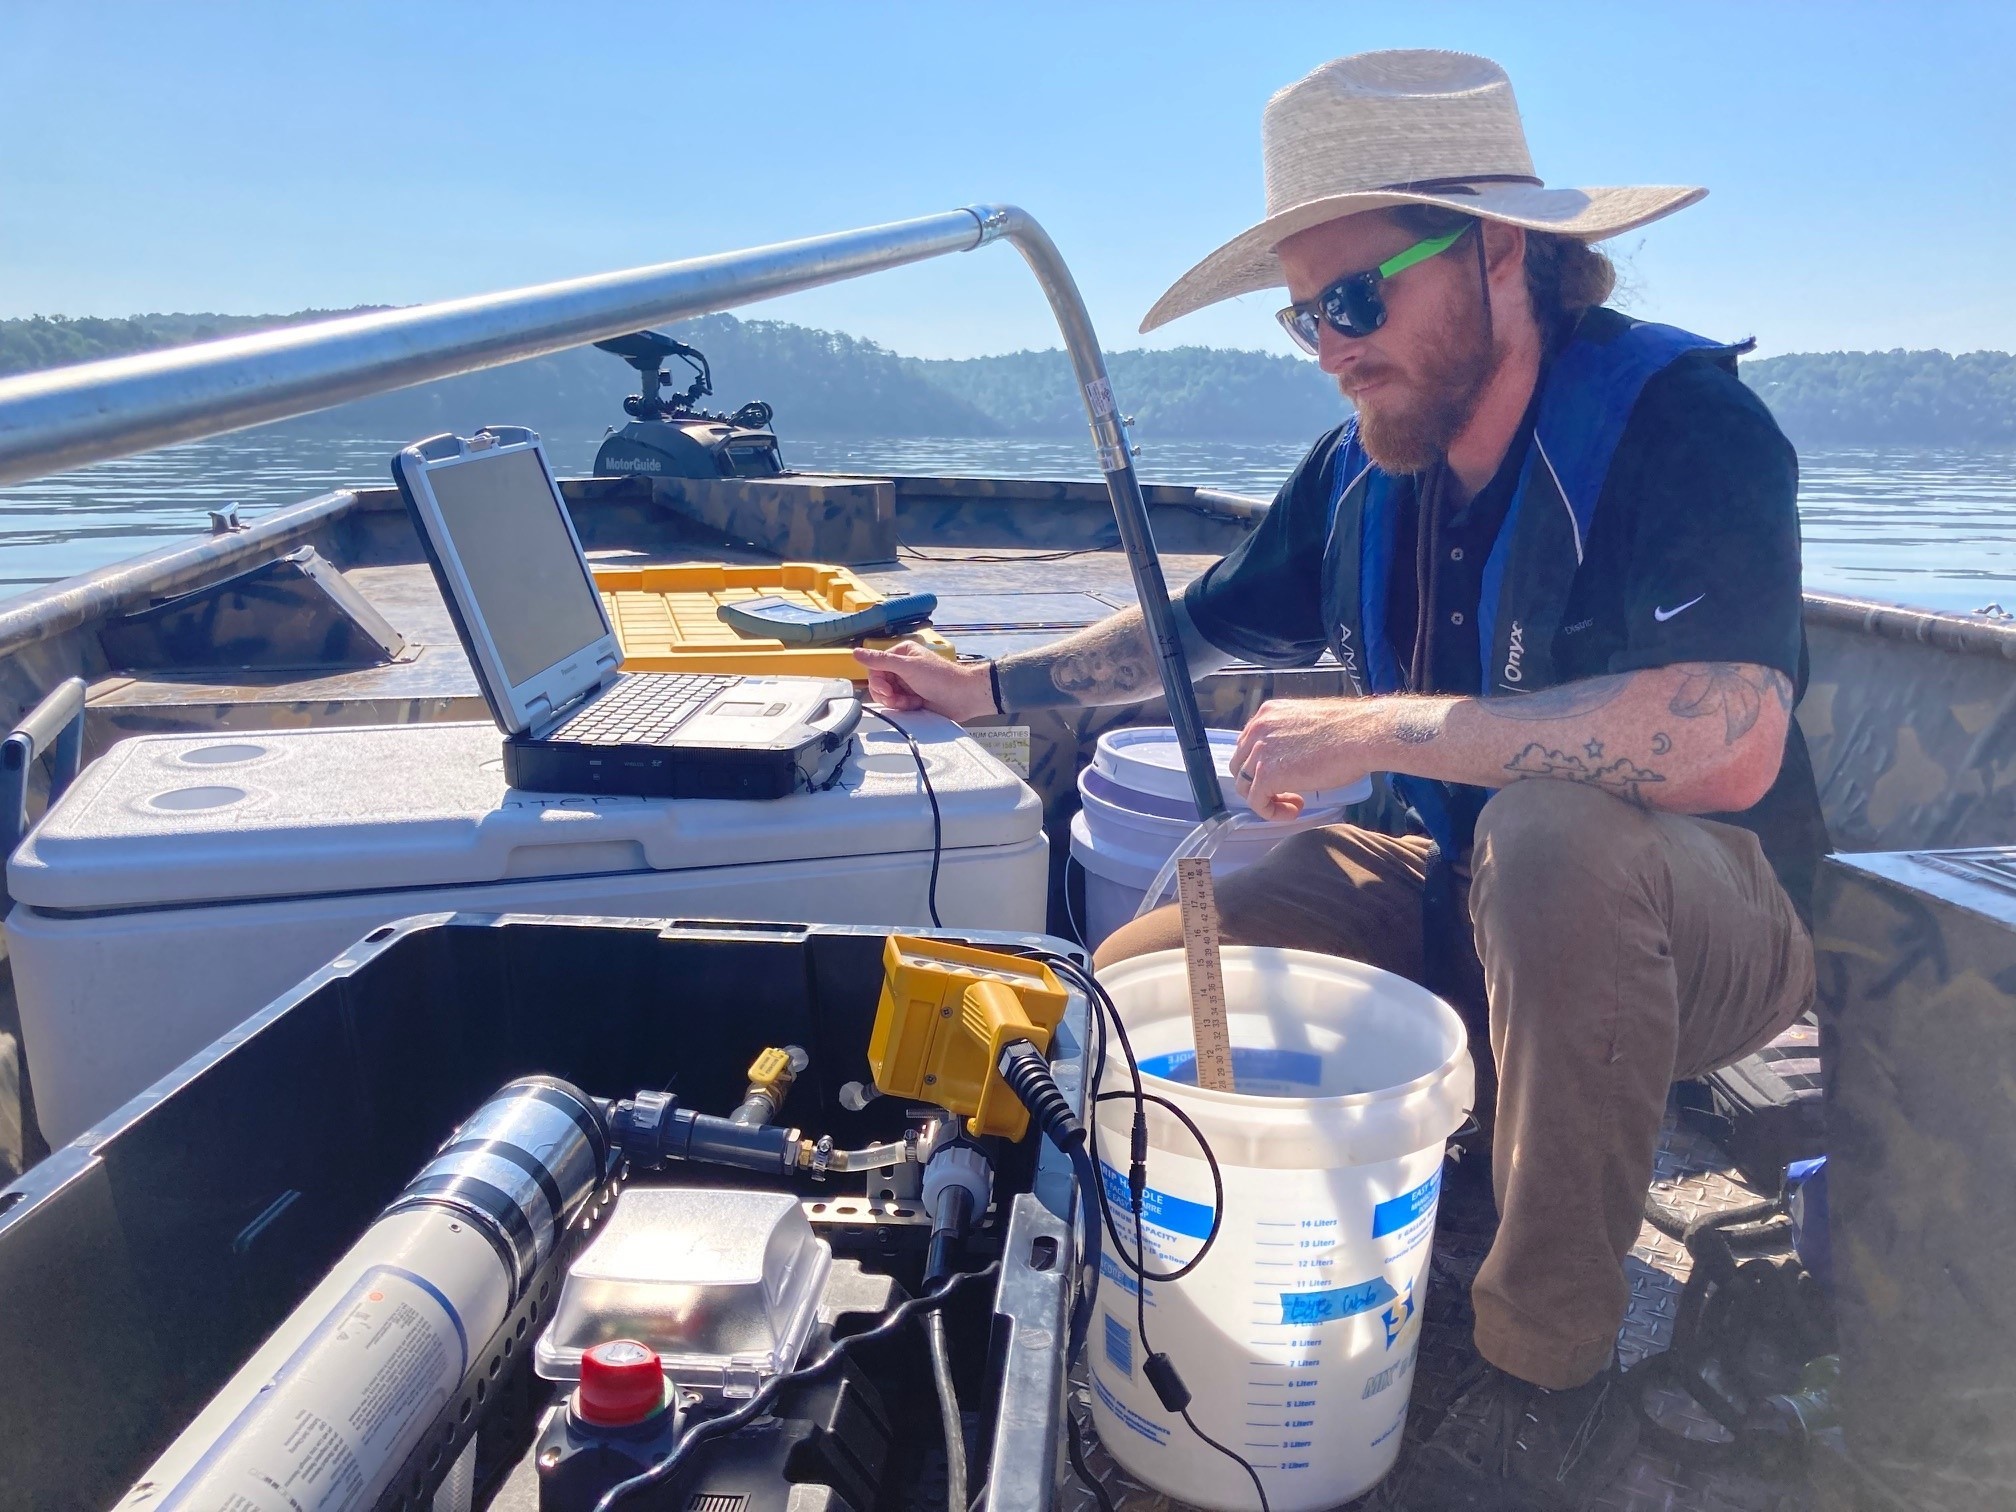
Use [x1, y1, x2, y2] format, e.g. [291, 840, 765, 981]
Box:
[1144, 1353, 1192, 1414]
[867, 937, 1067, 1139]
[995, 1040, 1085, 1152]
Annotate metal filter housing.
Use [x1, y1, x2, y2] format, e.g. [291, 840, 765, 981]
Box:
[386, 1075, 611, 1294]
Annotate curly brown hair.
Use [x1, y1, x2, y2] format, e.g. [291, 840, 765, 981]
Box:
[1388, 203, 1616, 337]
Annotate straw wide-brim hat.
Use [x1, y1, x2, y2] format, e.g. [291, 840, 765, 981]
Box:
[1140, 49, 1704, 333]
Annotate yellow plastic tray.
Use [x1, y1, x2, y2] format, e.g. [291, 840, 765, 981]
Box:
[592, 562, 957, 679]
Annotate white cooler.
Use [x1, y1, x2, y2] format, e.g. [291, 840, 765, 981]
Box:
[6, 715, 1047, 1146]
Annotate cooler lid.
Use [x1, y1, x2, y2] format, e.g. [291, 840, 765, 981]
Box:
[8, 717, 1040, 912]
[1092, 727, 1370, 812]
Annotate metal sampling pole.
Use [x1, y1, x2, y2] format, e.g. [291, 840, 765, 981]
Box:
[0, 203, 1227, 817]
[977, 207, 1227, 819]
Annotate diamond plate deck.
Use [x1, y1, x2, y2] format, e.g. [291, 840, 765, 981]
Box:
[1057, 1110, 1817, 1512]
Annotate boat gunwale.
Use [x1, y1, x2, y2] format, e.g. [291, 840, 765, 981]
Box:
[0, 474, 2009, 688]
[1803, 589, 2016, 662]
[0, 487, 362, 660]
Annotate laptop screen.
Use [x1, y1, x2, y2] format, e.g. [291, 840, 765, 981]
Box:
[424, 447, 611, 686]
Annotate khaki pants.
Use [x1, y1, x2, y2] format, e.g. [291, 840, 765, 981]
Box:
[1093, 779, 1815, 1389]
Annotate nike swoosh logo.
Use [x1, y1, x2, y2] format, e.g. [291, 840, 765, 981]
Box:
[1654, 594, 1706, 623]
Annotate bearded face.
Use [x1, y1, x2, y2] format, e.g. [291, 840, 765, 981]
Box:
[1341, 270, 1496, 474]
[1275, 211, 1508, 476]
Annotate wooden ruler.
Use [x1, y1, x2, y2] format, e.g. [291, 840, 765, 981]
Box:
[1175, 857, 1236, 1092]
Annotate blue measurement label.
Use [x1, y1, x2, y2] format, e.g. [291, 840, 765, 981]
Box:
[1099, 1160, 1216, 1240]
[1371, 1169, 1441, 1238]
[1279, 1275, 1397, 1326]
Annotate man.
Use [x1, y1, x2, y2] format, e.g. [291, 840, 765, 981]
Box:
[859, 49, 1825, 1510]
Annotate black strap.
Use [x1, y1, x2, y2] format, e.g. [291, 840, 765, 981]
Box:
[1378, 174, 1546, 194]
[1624, 1193, 1833, 1476]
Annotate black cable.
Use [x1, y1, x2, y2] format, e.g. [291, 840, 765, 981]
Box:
[926, 1310, 967, 1512]
[996, 1040, 1100, 1364]
[1090, 1090, 1225, 1282]
[990, 947, 1267, 1508]
[1044, 957, 1228, 1283]
[898, 540, 1113, 564]
[864, 707, 942, 927]
[592, 1265, 999, 1512]
[1039, 953, 1269, 1512]
[1067, 1410, 1120, 1512]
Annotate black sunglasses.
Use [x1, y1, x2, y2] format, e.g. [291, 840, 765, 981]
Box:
[1276, 224, 1473, 354]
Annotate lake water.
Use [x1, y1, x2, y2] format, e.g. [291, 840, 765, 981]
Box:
[0, 430, 2012, 614]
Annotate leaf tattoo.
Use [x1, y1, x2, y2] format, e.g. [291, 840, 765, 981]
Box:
[1667, 663, 1793, 745]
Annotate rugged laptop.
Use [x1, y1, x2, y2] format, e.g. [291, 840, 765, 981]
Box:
[392, 427, 858, 799]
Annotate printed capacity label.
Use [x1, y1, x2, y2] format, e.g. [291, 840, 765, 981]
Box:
[967, 724, 1030, 776]
[159, 1265, 467, 1512]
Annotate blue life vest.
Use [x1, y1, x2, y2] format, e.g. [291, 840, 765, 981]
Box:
[1318, 308, 1745, 853]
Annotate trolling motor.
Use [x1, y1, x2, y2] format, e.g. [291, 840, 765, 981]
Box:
[591, 329, 784, 480]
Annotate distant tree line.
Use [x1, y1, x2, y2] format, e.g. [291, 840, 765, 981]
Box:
[904, 345, 1341, 439]
[1739, 349, 2016, 446]
[4, 309, 2012, 448]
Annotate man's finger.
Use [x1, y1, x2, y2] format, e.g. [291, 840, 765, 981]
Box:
[866, 671, 924, 710]
[1230, 720, 1261, 780]
[1246, 759, 1282, 819]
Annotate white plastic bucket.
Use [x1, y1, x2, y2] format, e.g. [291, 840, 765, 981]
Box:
[1068, 729, 1370, 951]
[1088, 947, 1474, 1512]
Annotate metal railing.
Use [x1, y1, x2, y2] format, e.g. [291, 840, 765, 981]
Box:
[0, 678, 85, 914]
[0, 203, 1226, 816]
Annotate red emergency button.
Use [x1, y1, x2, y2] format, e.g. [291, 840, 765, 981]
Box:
[575, 1339, 667, 1426]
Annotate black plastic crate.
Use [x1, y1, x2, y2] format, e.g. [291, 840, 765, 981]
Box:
[0, 913, 1085, 1512]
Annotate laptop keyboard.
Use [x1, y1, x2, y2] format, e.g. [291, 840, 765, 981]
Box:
[546, 673, 738, 746]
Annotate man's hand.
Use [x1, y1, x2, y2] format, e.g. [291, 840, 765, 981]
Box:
[1229, 696, 1396, 820]
[853, 643, 998, 722]
[1225, 666, 1791, 822]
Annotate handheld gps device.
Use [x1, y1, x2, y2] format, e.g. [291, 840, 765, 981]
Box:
[718, 592, 938, 647]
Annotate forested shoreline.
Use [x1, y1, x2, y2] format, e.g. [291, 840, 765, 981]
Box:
[4, 310, 2010, 449]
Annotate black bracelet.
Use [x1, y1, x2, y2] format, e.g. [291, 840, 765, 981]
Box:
[987, 660, 1005, 716]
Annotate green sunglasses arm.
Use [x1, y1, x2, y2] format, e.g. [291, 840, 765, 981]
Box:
[1377, 225, 1468, 280]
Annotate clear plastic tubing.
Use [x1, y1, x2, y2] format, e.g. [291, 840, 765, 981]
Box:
[823, 1139, 912, 1172]
[1133, 810, 1268, 918]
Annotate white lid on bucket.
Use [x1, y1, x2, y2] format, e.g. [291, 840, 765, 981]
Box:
[1093, 727, 1371, 813]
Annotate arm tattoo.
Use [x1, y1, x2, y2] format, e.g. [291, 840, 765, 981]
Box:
[1391, 704, 1440, 745]
[995, 608, 1160, 709]
[1504, 742, 1667, 803]
[1475, 673, 1632, 722]
[1667, 663, 1794, 744]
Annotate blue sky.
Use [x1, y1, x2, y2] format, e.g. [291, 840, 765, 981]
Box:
[2, 1, 2011, 360]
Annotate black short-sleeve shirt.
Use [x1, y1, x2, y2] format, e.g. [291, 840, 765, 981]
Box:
[1183, 350, 1830, 918]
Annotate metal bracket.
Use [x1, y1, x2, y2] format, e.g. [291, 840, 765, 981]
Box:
[802, 1194, 932, 1228]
